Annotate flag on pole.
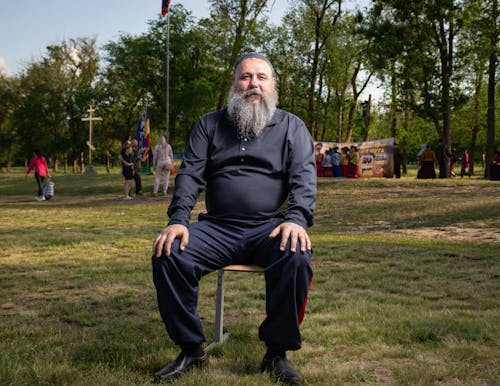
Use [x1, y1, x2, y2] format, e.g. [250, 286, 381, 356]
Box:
[135, 108, 151, 162]
[161, 0, 171, 16]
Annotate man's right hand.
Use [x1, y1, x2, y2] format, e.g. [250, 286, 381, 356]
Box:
[152, 224, 189, 257]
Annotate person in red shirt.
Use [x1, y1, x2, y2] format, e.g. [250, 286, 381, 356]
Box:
[26, 149, 50, 201]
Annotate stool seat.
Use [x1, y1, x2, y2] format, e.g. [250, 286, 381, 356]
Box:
[205, 264, 265, 352]
[222, 264, 265, 272]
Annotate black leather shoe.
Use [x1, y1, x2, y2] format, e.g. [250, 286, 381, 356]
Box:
[261, 355, 304, 385]
[154, 352, 208, 383]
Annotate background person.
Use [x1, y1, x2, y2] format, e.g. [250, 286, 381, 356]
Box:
[130, 139, 144, 196]
[418, 144, 437, 179]
[490, 150, 500, 180]
[331, 146, 342, 177]
[152, 135, 174, 197]
[118, 138, 143, 197]
[321, 149, 332, 177]
[341, 147, 350, 177]
[460, 149, 470, 178]
[393, 142, 403, 178]
[348, 145, 360, 178]
[151, 52, 316, 385]
[26, 149, 50, 201]
[120, 141, 135, 200]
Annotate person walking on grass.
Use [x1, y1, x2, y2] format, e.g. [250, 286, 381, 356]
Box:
[26, 149, 50, 201]
[151, 52, 316, 385]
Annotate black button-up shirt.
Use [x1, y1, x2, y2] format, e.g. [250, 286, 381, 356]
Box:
[168, 108, 316, 228]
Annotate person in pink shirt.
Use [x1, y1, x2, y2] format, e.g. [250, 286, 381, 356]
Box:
[26, 149, 50, 201]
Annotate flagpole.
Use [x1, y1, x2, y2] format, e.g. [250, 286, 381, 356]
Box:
[165, 12, 170, 142]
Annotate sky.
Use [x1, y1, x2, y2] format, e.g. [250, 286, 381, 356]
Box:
[0, 0, 290, 76]
[0, 0, 379, 99]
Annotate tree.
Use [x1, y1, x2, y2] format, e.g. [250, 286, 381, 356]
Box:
[300, 0, 342, 137]
[101, 5, 230, 152]
[13, 38, 99, 169]
[364, 0, 467, 177]
[483, 0, 499, 178]
[205, 0, 270, 110]
[0, 75, 20, 171]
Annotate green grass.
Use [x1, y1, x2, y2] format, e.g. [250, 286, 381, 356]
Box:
[0, 167, 499, 385]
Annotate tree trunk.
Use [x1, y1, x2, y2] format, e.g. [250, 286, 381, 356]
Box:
[216, 0, 249, 110]
[390, 73, 398, 139]
[484, 0, 498, 179]
[336, 90, 344, 142]
[469, 70, 483, 176]
[362, 94, 372, 141]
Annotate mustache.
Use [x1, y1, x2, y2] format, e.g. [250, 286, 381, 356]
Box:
[243, 89, 264, 98]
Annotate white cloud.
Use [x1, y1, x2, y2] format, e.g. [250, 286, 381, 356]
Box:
[0, 57, 10, 76]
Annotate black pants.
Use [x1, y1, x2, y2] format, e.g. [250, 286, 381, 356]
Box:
[152, 217, 313, 351]
[35, 172, 45, 197]
[133, 172, 142, 193]
[394, 164, 401, 179]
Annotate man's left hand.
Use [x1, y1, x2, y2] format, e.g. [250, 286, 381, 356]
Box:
[268, 221, 311, 253]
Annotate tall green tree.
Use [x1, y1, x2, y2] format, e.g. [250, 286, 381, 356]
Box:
[101, 5, 226, 152]
[366, 1, 469, 176]
[14, 38, 99, 169]
[482, 0, 499, 178]
[299, 0, 342, 137]
[0, 75, 20, 171]
[204, 0, 270, 110]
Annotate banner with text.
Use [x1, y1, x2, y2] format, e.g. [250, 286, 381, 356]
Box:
[314, 138, 395, 178]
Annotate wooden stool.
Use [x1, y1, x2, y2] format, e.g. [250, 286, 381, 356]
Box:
[205, 264, 265, 352]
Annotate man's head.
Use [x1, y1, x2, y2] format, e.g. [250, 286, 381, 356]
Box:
[228, 52, 278, 139]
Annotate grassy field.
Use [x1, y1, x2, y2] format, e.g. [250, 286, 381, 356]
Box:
[0, 167, 499, 385]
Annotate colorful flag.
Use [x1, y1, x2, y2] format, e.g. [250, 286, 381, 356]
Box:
[161, 0, 171, 16]
[135, 108, 151, 162]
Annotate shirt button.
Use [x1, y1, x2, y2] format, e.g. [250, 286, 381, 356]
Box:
[242, 147, 246, 151]
[240, 158, 244, 162]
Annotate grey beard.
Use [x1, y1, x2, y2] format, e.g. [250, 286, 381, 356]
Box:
[227, 87, 278, 139]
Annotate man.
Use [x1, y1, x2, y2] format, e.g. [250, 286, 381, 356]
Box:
[331, 146, 342, 177]
[151, 52, 316, 385]
[393, 142, 402, 179]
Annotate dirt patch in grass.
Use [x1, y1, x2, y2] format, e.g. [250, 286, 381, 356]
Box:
[391, 223, 500, 244]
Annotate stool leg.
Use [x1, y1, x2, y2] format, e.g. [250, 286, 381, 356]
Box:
[205, 270, 230, 352]
[214, 269, 225, 342]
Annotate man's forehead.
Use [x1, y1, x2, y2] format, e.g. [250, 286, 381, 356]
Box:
[234, 52, 276, 76]
[236, 58, 274, 75]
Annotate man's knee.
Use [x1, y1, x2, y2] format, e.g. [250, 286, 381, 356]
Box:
[280, 249, 312, 274]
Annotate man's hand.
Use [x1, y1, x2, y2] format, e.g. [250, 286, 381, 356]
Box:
[152, 224, 189, 257]
[268, 221, 311, 253]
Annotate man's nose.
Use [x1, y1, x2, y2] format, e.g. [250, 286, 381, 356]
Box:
[249, 75, 259, 87]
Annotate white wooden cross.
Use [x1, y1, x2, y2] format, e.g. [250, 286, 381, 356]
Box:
[81, 105, 102, 166]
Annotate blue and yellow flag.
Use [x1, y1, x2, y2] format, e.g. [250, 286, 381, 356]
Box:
[135, 108, 151, 162]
